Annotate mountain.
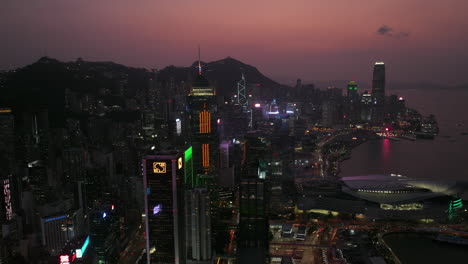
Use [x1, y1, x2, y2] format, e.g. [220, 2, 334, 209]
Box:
[0, 57, 149, 127]
[158, 57, 286, 98]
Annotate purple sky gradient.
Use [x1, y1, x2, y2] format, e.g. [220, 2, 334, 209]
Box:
[1, 0, 468, 85]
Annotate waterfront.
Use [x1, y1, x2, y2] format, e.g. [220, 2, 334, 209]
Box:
[384, 233, 468, 264]
[340, 89, 468, 198]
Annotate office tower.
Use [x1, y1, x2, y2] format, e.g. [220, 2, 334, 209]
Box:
[185, 188, 211, 263]
[360, 91, 373, 122]
[187, 66, 218, 180]
[40, 215, 74, 256]
[345, 81, 360, 123]
[0, 108, 15, 173]
[143, 153, 185, 264]
[89, 204, 119, 264]
[322, 100, 339, 127]
[237, 134, 269, 264]
[371, 62, 386, 123]
[346, 81, 359, 103]
[372, 62, 386, 105]
[219, 140, 235, 188]
[238, 177, 267, 264]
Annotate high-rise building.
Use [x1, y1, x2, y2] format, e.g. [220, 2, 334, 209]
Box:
[89, 204, 119, 264]
[0, 108, 15, 173]
[344, 81, 360, 123]
[237, 177, 267, 264]
[346, 81, 359, 103]
[187, 68, 218, 180]
[40, 215, 74, 256]
[372, 62, 386, 105]
[143, 153, 185, 264]
[237, 134, 269, 264]
[371, 62, 386, 123]
[185, 188, 211, 263]
[360, 91, 373, 122]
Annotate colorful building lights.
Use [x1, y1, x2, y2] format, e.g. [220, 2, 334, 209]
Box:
[76, 235, 90, 258]
[153, 204, 162, 215]
[202, 144, 210, 169]
[44, 215, 67, 222]
[199, 110, 211, 133]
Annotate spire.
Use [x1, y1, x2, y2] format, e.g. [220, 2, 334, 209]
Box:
[198, 45, 202, 75]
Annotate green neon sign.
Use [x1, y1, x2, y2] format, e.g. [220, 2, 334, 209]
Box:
[184, 147, 194, 187]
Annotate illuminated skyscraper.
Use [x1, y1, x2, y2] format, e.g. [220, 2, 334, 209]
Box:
[372, 62, 386, 105]
[346, 81, 359, 103]
[187, 65, 218, 182]
[371, 62, 386, 123]
[89, 204, 119, 263]
[143, 153, 185, 264]
[185, 188, 211, 262]
[344, 81, 360, 123]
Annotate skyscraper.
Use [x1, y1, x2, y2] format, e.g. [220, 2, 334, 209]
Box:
[345, 81, 360, 123]
[0, 108, 15, 174]
[143, 153, 185, 264]
[371, 62, 386, 123]
[185, 188, 211, 262]
[187, 65, 218, 182]
[346, 81, 359, 103]
[372, 62, 386, 105]
[237, 134, 269, 264]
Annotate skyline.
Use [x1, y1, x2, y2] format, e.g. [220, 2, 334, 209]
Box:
[2, 0, 468, 85]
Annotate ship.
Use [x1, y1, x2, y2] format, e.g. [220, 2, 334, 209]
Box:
[415, 115, 439, 139]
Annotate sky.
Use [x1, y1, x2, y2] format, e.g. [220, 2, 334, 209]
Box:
[1, 0, 468, 85]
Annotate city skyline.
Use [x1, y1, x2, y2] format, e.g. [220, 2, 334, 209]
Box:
[2, 0, 468, 85]
[1, 1, 468, 263]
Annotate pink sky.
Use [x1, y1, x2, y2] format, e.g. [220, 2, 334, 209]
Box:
[1, 0, 468, 84]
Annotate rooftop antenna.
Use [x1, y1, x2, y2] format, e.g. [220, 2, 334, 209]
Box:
[198, 45, 202, 75]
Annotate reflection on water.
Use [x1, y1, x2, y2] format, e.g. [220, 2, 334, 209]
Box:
[384, 233, 468, 264]
[381, 138, 390, 165]
[340, 90, 468, 184]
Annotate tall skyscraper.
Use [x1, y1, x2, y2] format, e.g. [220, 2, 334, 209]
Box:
[143, 153, 185, 264]
[0, 108, 15, 174]
[237, 134, 269, 264]
[372, 62, 386, 105]
[185, 188, 211, 263]
[345, 81, 360, 123]
[187, 65, 218, 182]
[89, 204, 119, 264]
[371, 62, 386, 124]
[346, 80, 359, 103]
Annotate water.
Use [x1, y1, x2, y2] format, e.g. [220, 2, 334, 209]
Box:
[338, 89, 468, 263]
[384, 233, 468, 264]
[340, 89, 468, 188]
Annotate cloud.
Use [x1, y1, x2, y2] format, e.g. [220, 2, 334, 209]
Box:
[377, 25, 409, 39]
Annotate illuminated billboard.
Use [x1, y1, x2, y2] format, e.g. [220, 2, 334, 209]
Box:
[59, 255, 70, 264]
[153, 162, 167, 173]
